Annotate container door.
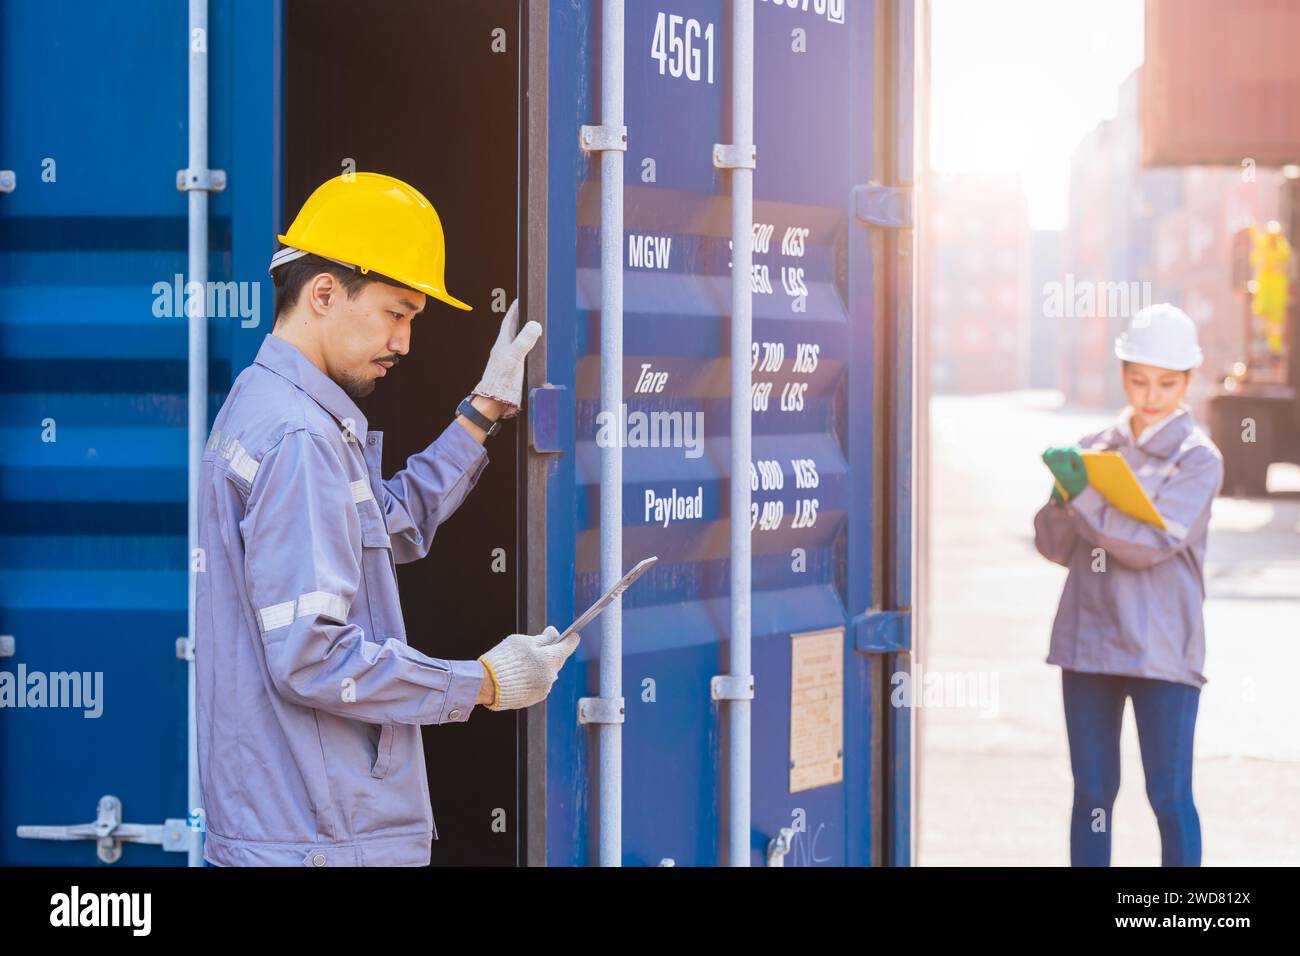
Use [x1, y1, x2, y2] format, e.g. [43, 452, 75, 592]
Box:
[535, 0, 913, 865]
[0, 0, 278, 864]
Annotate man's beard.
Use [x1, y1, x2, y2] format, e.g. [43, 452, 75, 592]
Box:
[335, 368, 376, 399]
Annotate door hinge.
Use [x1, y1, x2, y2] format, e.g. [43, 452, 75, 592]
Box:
[852, 608, 912, 653]
[529, 384, 572, 454]
[853, 184, 913, 230]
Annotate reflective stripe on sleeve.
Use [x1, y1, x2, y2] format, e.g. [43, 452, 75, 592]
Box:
[258, 592, 352, 632]
[1162, 516, 1189, 540]
[295, 591, 350, 624]
[1138, 460, 1180, 479]
[229, 445, 259, 483]
[258, 601, 296, 632]
[206, 428, 260, 483]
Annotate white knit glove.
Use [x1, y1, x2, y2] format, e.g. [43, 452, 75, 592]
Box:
[478, 626, 580, 711]
[472, 298, 541, 419]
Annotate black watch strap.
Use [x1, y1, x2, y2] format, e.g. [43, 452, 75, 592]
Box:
[456, 394, 501, 437]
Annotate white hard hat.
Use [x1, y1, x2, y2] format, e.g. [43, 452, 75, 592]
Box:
[1114, 303, 1203, 370]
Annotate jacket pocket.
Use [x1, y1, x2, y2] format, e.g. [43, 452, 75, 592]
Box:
[361, 521, 394, 565]
[369, 721, 395, 779]
[358, 504, 392, 550]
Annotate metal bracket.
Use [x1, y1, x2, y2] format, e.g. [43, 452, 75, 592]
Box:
[176, 637, 194, 661]
[17, 794, 190, 864]
[851, 608, 912, 654]
[852, 183, 913, 229]
[0, 634, 13, 658]
[577, 696, 625, 725]
[0, 171, 14, 194]
[528, 384, 572, 454]
[710, 674, 755, 701]
[712, 143, 757, 170]
[176, 168, 227, 192]
[579, 124, 628, 153]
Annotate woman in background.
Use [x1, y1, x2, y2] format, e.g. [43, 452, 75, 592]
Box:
[1034, 303, 1224, 866]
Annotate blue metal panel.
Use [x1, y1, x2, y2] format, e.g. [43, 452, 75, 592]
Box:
[225, 0, 282, 376]
[544, 0, 911, 866]
[0, 0, 278, 865]
[542, 0, 592, 864]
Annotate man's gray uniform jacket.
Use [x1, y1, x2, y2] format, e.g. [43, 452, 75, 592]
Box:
[1034, 406, 1223, 689]
[196, 333, 489, 866]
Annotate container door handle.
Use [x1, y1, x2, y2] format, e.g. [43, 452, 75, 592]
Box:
[17, 794, 191, 864]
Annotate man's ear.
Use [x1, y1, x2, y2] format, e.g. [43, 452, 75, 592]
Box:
[308, 273, 338, 315]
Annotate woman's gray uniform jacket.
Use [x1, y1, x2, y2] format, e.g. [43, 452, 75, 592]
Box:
[1033, 406, 1223, 688]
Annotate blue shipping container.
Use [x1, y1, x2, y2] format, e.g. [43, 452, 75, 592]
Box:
[0, 0, 914, 866]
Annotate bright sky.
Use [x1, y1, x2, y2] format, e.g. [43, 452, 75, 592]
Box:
[929, 0, 1145, 230]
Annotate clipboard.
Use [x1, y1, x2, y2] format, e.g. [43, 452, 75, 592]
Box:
[543, 556, 658, 645]
[1052, 452, 1166, 530]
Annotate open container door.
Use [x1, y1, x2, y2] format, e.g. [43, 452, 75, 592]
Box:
[532, 0, 914, 866]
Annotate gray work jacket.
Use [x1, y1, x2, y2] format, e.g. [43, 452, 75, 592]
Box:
[1033, 406, 1224, 688]
[196, 333, 489, 866]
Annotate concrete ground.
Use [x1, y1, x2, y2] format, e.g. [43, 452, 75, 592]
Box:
[918, 391, 1300, 866]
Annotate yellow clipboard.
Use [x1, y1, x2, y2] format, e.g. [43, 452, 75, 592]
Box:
[1052, 451, 1165, 530]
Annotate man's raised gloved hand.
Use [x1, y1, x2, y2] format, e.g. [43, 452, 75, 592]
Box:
[478, 626, 580, 711]
[1043, 445, 1088, 502]
[472, 298, 541, 419]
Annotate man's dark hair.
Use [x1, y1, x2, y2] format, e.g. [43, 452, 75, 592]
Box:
[271, 251, 421, 327]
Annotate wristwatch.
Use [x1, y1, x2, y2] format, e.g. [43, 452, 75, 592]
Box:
[456, 393, 501, 437]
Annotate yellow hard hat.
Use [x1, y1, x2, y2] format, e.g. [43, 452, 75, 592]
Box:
[270, 171, 472, 311]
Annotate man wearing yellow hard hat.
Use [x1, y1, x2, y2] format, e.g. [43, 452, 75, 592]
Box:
[193, 172, 579, 867]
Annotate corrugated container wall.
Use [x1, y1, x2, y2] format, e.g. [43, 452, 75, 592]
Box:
[0, 0, 276, 864]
